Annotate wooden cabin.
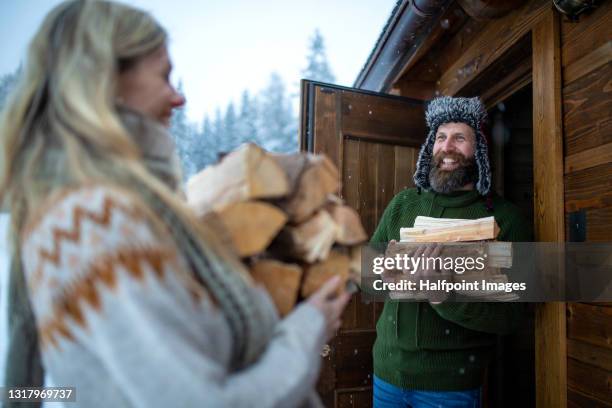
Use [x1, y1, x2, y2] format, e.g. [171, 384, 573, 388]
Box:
[298, 0, 611, 406]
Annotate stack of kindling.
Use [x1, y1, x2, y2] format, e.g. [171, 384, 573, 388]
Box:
[187, 143, 365, 316]
[395, 216, 516, 301]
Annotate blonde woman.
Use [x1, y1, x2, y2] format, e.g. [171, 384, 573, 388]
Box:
[0, 1, 350, 407]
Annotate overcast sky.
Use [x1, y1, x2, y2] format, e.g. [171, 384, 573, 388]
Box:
[0, 0, 397, 122]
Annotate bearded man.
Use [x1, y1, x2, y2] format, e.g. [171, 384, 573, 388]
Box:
[371, 96, 531, 408]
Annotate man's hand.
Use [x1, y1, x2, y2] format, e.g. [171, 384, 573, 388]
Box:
[385, 240, 449, 303]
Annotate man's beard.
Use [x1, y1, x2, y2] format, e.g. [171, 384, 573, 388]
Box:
[428, 151, 478, 194]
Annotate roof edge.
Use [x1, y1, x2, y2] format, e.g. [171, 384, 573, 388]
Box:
[354, 0, 452, 92]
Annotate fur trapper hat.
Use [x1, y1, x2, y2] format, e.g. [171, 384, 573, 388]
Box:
[413, 96, 491, 195]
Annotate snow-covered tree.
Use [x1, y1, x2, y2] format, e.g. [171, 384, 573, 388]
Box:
[258, 72, 297, 153]
[302, 29, 335, 83]
[237, 90, 259, 146]
[201, 116, 217, 167]
[190, 115, 216, 173]
[210, 107, 226, 159]
[169, 82, 195, 178]
[224, 101, 240, 150]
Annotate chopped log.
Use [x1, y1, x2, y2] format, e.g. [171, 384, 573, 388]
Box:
[273, 210, 337, 263]
[251, 259, 302, 317]
[270, 153, 308, 191]
[275, 155, 340, 223]
[301, 251, 351, 298]
[400, 216, 500, 242]
[198, 211, 237, 253]
[325, 203, 367, 245]
[217, 201, 288, 257]
[186, 143, 290, 216]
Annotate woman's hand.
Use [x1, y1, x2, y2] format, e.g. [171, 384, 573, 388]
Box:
[307, 276, 352, 341]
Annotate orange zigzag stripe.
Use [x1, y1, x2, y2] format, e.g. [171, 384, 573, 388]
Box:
[38, 246, 177, 351]
[38, 195, 142, 267]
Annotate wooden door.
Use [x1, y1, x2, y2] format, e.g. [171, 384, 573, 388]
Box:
[299, 80, 426, 407]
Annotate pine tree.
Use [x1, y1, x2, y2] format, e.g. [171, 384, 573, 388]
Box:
[258, 72, 297, 153]
[237, 90, 259, 146]
[169, 82, 194, 178]
[211, 107, 226, 160]
[190, 115, 214, 173]
[199, 115, 217, 168]
[302, 29, 335, 83]
[224, 101, 240, 150]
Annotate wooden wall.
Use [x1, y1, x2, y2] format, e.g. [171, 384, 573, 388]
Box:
[561, 1, 612, 406]
[390, 0, 611, 406]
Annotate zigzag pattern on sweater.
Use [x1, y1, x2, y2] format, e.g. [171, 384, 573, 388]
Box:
[38, 246, 176, 350]
[26, 188, 145, 294]
[37, 195, 141, 267]
[21, 186, 184, 350]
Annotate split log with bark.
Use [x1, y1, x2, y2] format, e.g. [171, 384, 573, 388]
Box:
[187, 143, 365, 316]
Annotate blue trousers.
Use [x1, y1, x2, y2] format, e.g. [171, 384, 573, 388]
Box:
[373, 376, 481, 408]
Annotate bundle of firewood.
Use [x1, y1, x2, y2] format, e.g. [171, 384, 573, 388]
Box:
[391, 216, 517, 301]
[400, 216, 500, 242]
[187, 143, 366, 316]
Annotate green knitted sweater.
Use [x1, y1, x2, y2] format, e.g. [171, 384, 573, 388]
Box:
[371, 188, 531, 391]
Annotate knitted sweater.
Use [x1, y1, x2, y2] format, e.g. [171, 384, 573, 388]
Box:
[20, 184, 326, 407]
[371, 188, 531, 391]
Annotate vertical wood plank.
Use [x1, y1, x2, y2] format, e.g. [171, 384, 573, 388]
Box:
[313, 87, 341, 169]
[376, 144, 395, 226]
[359, 141, 378, 236]
[393, 146, 417, 194]
[342, 138, 372, 331]
[343, 138, 360, 209]
[532, 9, 567, 408]
[533, 13, 564, 241]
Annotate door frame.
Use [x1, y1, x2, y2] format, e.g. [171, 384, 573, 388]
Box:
[531, 10, 566, 408]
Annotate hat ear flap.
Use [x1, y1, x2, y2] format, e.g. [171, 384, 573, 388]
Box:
[413, 130, 435, 190]
[474, 131, 491, 195]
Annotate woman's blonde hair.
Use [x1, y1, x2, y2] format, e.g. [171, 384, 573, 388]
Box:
[1, 1, 267, 382]
[0, 0, 201, 242]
